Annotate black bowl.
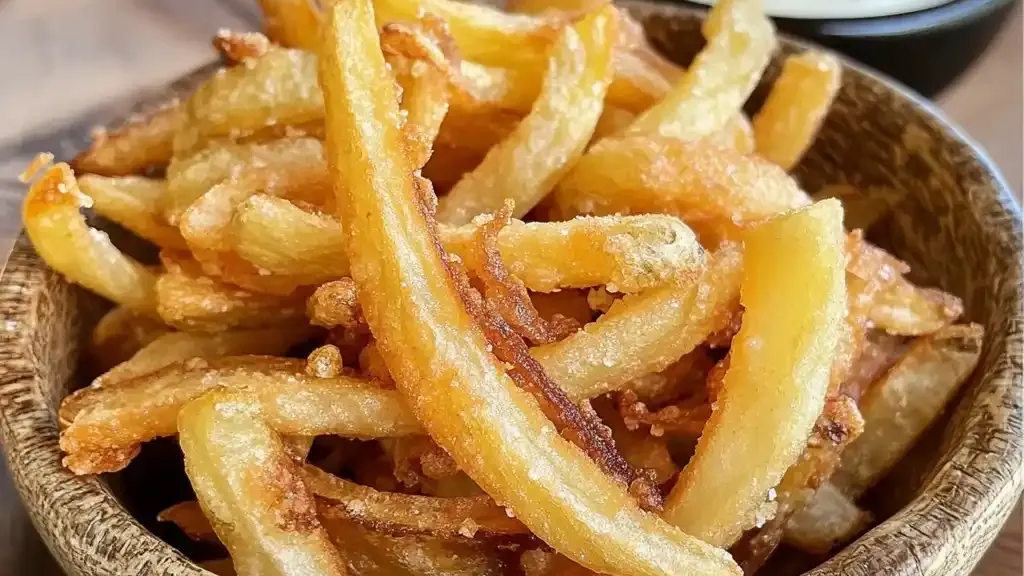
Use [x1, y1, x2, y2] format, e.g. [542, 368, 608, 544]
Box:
[677, 0, 1017, 98]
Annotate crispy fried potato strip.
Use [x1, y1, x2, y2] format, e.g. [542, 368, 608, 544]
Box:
[257, 0, 322, 50]
[72, 102, 186, 176]
[753, 51, 842, 170]
[533, 245, 740, 402]
[436, 5, 617, 224]
[77, 175, 188, 250]
[308, 279, 364, 328]
[164, 137, 327, 223]
[782, 482, 872, 554]
[832, 324, 984, 498]
[88, 306, 171, 372]
[305, 465, 529, 540]
[622, 0, 774, 140]
[318, 0, 739, 572]
[868, 281, 964, 336]
[156, 253, 308, 331]
[232, 193, 703, 293]
[22, 163, 159, 313]
[178, 390, 347, 575]
[158, 501, 219, 542]
[60, 356, 421, 474]
[174, 47, 324, 155]
[554, 137, 812, 243]
[213, 30, 273, 63]
[664, 200, 846, 547]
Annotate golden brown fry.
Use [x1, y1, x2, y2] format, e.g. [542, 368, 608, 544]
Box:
[22, 163, 159, 313]
[164, 137, 327, 223]
[595, 399, 679, 484]
[664, 200, 847, 547]
[72, 102, 186, 176]
[530, 289, 593, 326]
[782, 482, 872, 554]
[86, 325, 314, 394]
[592, 104, 636, 141]
[307, 278, 364, 328]
[88, 306, 171, 373]
[257, 0, 322, 50]
[155, 253, 308, 331]
[77, 175, 188, 250]
[233, 194, 704, 293]
[554, 137, 811, 243]
[178, 390, 347, 575]
[753, 51, 842, 170]
[622, 0, 774, 140]
[305, 465, 528, 540]
[60, 356, 422, 474]
[532, 245, 741, 402]
[436, 6, 618, 224]
[832, 324, 984, 498]
[318, 0, 739, 572]
[174, 47, 324, 155]
[622, 347, 715, 407]
[199, 559, 236, 576]
[213, 29, 273, 63]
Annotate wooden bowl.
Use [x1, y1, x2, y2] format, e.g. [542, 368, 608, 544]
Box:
[0, 2, 1020, 574]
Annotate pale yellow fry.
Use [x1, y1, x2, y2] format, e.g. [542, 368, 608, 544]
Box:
[623, 0, 775, 140]
[174, 47, 323, 155]
[163, 137, 326, 224]
[78, 175, 188, 250]
[372, 0, 563, 70]
[868, 281, 964, 336]
[178, 390, 347, 576]
[664, 200, 847, 547]
[22, 163, 158, 314]
[712, 113, 755, 154]
[88, 306, 172, 372]
[233, 194, 702, 293]
[832, 324, 983, 498]
[437, 6, 618, 224]
[754, 51, 842, 170]
[318, 0, 739, 573]
[534, 244, 740, 403]
[554, 136, 811, 243]
[782, 482, 872, 554]
[257, 0, 322, 50]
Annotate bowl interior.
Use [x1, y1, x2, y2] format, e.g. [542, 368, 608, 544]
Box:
[0, 3, 1021, 575]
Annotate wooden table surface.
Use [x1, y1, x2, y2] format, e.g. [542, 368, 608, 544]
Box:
[0, 1, 1019, 575]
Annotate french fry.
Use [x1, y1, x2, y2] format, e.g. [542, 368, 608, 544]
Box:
[554, 137, 811, 243]
[72, 102, 186, 176]
[711, 113, 755, 154]
[595, 399, 679, 484]
[87, 306, 171, 372]
[753, 51, 842, 170]
[77, 175, 188, 250]
[22, 163, 159, 314]
[372, 0, 565, 71]
[163, 137, 327, 223]
[318, 0, 739, 572]
[782, 482, 872, 554]
[155, 253, 308, 331]
[832, 324, 984, 498]
[621, 0, 774, 140]
[158, 501, 219, 542]
[257, 0, 322, 50]
[60, 356, 422, 474]
[592, 104, 636, 141]
[304, 465, 529, 540]
[868, 280, 964, 336]
[663, 200, 847, 547]
[178, 390, 347, 575]
[232, 194, 704, 293]
[174, 47, 324, 155]
[199, 559, 236, 576]
[436, 5, 618, 224]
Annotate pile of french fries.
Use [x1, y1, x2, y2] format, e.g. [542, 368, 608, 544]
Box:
[19, 0, 983, 574]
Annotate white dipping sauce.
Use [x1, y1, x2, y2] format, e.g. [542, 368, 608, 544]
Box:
[687, 0, 957, 20]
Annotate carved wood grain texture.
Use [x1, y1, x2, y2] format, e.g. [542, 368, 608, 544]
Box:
[0, 2, 1020, 575]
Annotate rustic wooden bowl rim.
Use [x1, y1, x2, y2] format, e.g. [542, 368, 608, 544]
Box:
[0, 2, 1021, 575]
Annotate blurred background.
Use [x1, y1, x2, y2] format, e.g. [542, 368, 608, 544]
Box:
[0, 0, 1019, 575]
